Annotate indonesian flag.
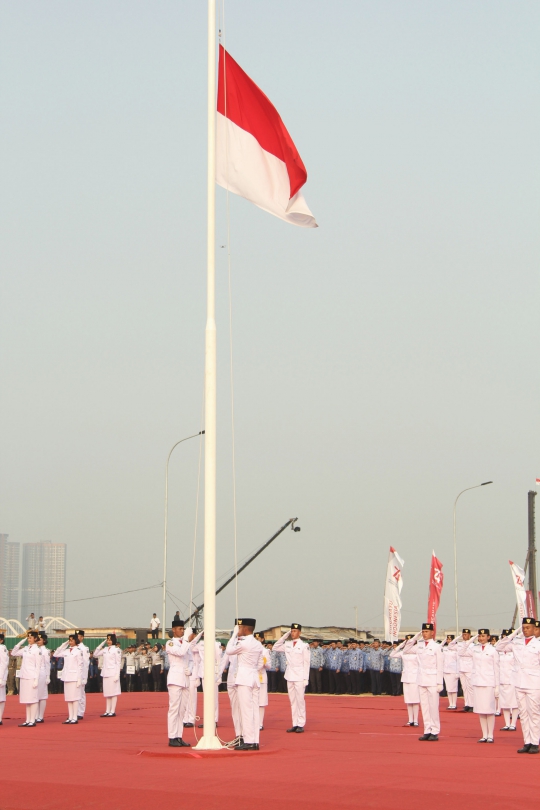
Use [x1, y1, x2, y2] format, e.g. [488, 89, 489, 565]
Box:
[536, 478, 540, 486]
[427, 551, 444, 635]
[383, 547, 404, 642]
[216, 46, 317, 228]
[509, 561, 528, 620]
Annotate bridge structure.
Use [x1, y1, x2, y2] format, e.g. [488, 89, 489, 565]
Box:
[0, 616, 77, 636]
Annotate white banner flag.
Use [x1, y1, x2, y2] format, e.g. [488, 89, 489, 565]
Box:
[384, 547, 405, 642]
[509, 560, 527, 620]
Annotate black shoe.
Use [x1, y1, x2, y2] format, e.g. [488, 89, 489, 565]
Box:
[176, 738, 191, 747]
[62, 719, 72, 724]
[18, 722, 29, 727]
[235, 743, 259, 751]
[295, 727, 304, 733]
[169, 738, 183, 747]
[233, 737, 245, 749]
[447, 706, 457, 710]
[486, 738, 494, 744]
[71, 720, 78, 724]
[26, 722, 37, 727]
[518, 744, 532, 753]
[418, 734, 432, 741]
[77, 716, 84, 721]
[528, 745, 539, 754]
[428, 734, 439, 741]
[500, 726, 510, 731]
[286, 726, 298, 733]
[36, 719, 44, 723]
[100, 713, 110, 717]
[477, 738, 487, 743]
[183, 722, 194, 728]
[108, 713, 116, 718]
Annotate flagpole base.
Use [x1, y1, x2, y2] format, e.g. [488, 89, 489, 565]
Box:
[194, 735, 223, 750]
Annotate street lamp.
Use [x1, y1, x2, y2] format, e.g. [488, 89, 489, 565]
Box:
[162, 431, 205, 639]
[453, 481, 493, 634]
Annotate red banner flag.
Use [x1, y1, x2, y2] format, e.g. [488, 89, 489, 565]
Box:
[526, 590, 537, 619]
[427, 551, 444, 635]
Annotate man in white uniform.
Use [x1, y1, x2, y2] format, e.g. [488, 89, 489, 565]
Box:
[403, 622, 443, 741]
[76, 630, 90, 721]
[166, 619, 202, 748]
[222, 644, 243, 744]
[273, 623, 310, 733]
[448, 629, 474, 711]
[182, 644, 199, 728]
[497, 617, 540, 754]
[441, 634, 459, 710]
[225, 618, 264, 751]
[195, 637, 222, 727]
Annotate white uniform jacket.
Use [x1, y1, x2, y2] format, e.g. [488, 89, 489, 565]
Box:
[54, 644, 83, 682]
[442, 645, 458, 675]
[221, 652, 238, 687]
[11, 641, 41, 681]
[497, 632, 540, 690]
[79, 643, 90, 682]
[225, 633, 264, 687]
[471, 643, 500, 688]
[403, 635, 443, 687]
[258, 646, 272, 685]
[39, 647, 51, 679]
[497, 648, 515, 685]
[94, 644, 122, 679]
[273, 632, 310, 682]
[166, 632, 202, 688]
[389, 644, 417, 684]
[448, 637, 474, 673]
[0, 643, 9, 685]
[194, 639, 223, 683]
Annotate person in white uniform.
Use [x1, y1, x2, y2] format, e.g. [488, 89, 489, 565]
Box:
[497, 616, 540, 754]
[0, 632, 8, 725]
[471, 629, 499, 743]
[36, 632, 51, 723]
[76, 630, 90, 721]
[440, 634, 459, 710]
[54, 634, 84, 724]
[94, 633, 122, 717]
[254, 631, 271, 730]
[495, 628, 518, 731]
[182, 644, 199, 728]
[194, 637, 222, 727]
[222, 647, 243, 744]
[11, 631, 41, 727]
[273, 623, 310, 734]
[448, 629, 474, 711]
[166, 619, 202, 748]
[389, 634, 420, 726]
[402, 622, 443, 741]
[225, 618, 264, 751]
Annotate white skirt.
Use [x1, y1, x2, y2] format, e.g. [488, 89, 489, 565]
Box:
[499, 682, 518, 709]
[19, 678, 39, 704]
[444, 674, 459, 692]
[473, 685, 496, 714]
[258, 682, 268, 707]
[103, 676, 121, 697]
[38, 671, 49, 701]
[64, 681, 81, 702]
[0, 683, 6, 702]
[403, 682, 420, 704]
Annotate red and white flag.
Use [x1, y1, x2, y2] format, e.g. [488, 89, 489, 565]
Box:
[383, 547, 404, 642]
[536, 478, 540, 487]
[509, 560, 528, 620]
[216, 46, 317, 228]
[427, 551, 444, 635]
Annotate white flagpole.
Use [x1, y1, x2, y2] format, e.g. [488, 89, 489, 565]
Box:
[195, 0, 221, 750]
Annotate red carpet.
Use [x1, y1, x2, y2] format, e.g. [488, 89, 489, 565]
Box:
[0, 693, 537, 810]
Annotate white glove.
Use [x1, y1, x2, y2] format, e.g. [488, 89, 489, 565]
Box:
[76, 680, 81, 688]
[114, 676, 119, 683]
[82, 679, 87, 686]
[32, 679, 38, 688]
[232, 625, 239, 638]
[303, 680, 309, 688]
[0, 680, 6, 687]
[46, 677, 50, 685]
[437, 684, 443, 693]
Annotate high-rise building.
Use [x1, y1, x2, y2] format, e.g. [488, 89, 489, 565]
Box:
[0, 534, 20, 619]
[22, 542, 66, 620]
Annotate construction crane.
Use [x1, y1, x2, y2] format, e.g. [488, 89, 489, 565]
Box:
[186, 517, 300, 630]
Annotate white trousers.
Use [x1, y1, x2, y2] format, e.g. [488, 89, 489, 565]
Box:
[419, 685, 440, 735]
[459, 672, 473, 706]
[228, 685, 243, 737]
[287, 680, 306, 728]
[78, 690, 86, 717]
[201, 678, 219, 722]
[236, 685, 260, 745]
[167, 685, 189, 740]
[183, 679, 199, 724]
[517, 688, 540, 746]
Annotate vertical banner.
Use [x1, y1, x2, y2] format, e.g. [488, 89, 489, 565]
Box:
[427, 551, 444, 635]
[509, 561, 527, 620]
[526, 591, 537, 619]
[383, 547, 405, 642]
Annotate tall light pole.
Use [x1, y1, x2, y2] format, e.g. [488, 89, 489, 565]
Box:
[162, 431, 204, 639]
[453, 481, 493, 634]
[354, 606, 358, 640]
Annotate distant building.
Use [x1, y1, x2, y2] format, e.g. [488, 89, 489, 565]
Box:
[0, 534, 20, 619]
[22, 542, 66, 621]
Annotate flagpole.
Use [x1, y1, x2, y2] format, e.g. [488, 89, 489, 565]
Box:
[195, 0, 221, 750]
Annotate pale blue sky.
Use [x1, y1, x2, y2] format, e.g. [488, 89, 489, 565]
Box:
[1, 1, 539, 631]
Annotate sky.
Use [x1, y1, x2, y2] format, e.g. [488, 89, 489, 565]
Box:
[1, 1, 539, 634]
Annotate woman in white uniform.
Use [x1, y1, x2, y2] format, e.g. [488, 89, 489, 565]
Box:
[441, 634, 459, 710]
[54, 634, 83, 724]
[94, 634, 122, 716]
[389, 634, 420, 727]
[496, 628, 518, 731]
[11, 631, 41, 727]
[36, 632, 51, 723]
[255, 632, 272, 730]
[0, 632, 8, 725]
[471, 628, 499, 743]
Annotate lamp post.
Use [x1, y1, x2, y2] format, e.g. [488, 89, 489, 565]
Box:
[162, 431, 204, 639]
[453, 481, 493, 634]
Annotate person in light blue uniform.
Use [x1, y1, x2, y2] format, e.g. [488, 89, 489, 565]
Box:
[348, 641, 362, 695]
[324, 642, 343, 695]
[366, 640, 385, 695]
[388, 640, 403, 696]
